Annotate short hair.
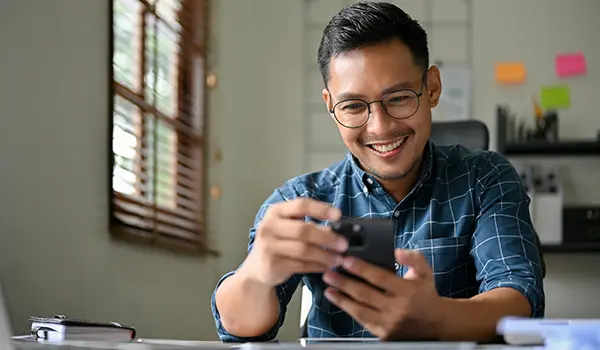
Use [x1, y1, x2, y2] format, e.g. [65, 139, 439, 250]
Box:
[317, 1, 429, 86]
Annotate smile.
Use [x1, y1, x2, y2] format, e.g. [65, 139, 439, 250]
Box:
[366, 136, 409, 158]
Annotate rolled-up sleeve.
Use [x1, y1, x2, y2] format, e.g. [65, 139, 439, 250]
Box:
[471, 152, 545, 318]
[210, 183, 303, 342]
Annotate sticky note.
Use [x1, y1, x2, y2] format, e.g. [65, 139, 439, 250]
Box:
[540, 85, 570, 109]
[555, 52, 587, 78]
[495, 62, 526, 84]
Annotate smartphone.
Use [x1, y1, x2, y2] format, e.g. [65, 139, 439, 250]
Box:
[330, 218, 396, 284]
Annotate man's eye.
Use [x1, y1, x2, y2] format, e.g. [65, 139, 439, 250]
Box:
[388, 96, 411, 104]
[342, 103, 364, 110]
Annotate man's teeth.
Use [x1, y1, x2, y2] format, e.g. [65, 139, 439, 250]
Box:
[371, 137, 407, 153]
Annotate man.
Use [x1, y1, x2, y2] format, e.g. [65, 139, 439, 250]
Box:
[211, 1, 544, 342]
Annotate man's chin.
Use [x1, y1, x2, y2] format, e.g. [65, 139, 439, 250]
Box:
[363, 156, 421, 181]
[370, 168, 411, 180]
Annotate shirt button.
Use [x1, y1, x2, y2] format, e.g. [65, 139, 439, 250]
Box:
[394, 211, 400, 217]
[366, 178, 374, 185]
[363, 186, 368, 194]
[394, 263, 400, 271]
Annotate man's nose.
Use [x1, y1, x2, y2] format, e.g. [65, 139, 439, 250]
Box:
[365, 102, 395, 134]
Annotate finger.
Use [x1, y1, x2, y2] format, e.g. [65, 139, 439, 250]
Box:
[272, 198, 341, 221]
[270, 240, 343, 267]
[395, 249, 432, 280]
[271, 219, 348, 253]
[340, 256, 400, 293]
[324, 288, 384, 333]
[322, 271, 389, 310]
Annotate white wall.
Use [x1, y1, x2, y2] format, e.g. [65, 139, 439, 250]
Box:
[0, 0, 304, 341]
[208, 0, 305, 339]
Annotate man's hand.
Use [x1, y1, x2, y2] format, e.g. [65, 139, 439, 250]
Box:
[240, 198, 348, 287]
[322, 249, 443, 341]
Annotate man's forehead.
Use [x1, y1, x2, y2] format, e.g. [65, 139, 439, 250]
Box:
[329, 40, 418, 77]
[327, 42, 421, 99]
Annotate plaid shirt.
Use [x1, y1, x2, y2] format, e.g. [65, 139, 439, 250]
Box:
[211, 141, 545, 341]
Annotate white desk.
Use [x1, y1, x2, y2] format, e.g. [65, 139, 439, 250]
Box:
[11, 338, 540, 350]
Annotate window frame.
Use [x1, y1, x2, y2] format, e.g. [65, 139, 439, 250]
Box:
[108, 0, 217, 255]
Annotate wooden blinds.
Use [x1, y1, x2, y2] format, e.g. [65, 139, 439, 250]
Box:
[110, 0, 210, 253]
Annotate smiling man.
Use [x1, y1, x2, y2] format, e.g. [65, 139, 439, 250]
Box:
[211, 1, 544, 342]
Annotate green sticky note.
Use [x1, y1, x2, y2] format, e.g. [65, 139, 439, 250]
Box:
[540, 85, 570, 109]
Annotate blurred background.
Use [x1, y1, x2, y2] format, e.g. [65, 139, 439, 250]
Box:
[0, 0, 599, 342]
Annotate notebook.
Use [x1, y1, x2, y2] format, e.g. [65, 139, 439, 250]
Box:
[29, 315, 136, 342]
[497, 316, 600, 346]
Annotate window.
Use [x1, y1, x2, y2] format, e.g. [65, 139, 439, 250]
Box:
[109, 0, 213, 254]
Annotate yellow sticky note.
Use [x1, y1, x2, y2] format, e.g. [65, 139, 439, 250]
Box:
[495, 62, 526, 84]
[540, 85, 570, 110]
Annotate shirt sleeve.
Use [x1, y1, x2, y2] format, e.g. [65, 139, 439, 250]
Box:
[471, 151, 545, 318]
[210, 182, 304, 342]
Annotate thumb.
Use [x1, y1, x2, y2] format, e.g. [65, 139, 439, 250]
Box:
[395, 249, 432, 280]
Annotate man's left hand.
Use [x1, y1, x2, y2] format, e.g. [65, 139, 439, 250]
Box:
[322, 249, 445, 341]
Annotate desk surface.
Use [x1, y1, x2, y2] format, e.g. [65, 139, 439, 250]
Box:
[11, 338, 541, 350]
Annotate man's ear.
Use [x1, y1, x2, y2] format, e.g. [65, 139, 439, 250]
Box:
[425, 66, 442, 108]
[322, 88, 335, 117]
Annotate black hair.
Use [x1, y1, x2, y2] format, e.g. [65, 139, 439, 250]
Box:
[317, 1, 429, 86]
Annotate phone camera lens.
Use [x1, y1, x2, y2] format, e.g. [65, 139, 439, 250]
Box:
[349, 225, 365, 247]
[349, 233, 364, 247]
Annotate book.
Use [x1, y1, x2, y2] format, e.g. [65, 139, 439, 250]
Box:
[29, 315, 135, 342]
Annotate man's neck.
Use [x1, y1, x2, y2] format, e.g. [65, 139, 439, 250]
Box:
[377, 162, 421, 203]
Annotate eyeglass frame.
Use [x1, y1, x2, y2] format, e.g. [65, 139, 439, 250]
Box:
[327, 71, 428, 129]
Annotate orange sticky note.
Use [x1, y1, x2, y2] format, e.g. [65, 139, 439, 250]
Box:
[495, 62, 526, 84]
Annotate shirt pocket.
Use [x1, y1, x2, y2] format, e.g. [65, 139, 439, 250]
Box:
[408, 236, 473, 297]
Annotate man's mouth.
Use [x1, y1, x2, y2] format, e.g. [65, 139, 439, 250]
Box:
[366, 136, 409, 158]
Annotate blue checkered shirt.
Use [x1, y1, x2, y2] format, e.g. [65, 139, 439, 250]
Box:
[211, 141, 545, 342]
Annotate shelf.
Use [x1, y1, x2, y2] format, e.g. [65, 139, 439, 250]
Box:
[502, 140, 600, 156]
[542, 242, 600, 253]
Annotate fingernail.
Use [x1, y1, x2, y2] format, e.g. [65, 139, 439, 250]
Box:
[343, 257, 355, 270]
[336, 238, 348, 252]
[324, 288, 338, 302]
[328, 208, 341, 220]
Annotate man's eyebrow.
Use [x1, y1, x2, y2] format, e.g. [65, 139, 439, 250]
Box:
[336, 80, 413, 101]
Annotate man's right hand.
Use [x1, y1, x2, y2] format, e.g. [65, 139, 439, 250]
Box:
[240, 198, 348, 286]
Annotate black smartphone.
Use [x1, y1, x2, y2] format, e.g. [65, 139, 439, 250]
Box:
[330, 218, 396, 284]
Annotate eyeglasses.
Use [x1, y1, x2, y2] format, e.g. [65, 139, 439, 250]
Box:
[329, 72, 427, 129]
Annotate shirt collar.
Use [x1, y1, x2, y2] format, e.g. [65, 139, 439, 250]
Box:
[347, 139, 434, 193]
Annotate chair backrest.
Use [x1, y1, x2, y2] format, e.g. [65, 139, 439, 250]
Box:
[430, 120, 490, 150]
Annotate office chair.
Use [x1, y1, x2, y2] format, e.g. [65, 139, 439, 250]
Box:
[299, 120, 545, 337]
[430, 119, 489, 150]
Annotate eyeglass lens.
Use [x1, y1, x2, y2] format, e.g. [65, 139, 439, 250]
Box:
[333, 90, 420, 128]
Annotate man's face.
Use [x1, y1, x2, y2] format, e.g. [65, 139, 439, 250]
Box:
[323, 39, 441, 180]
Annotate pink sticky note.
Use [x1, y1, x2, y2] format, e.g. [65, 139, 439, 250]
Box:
[555, 52, 587, 78]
